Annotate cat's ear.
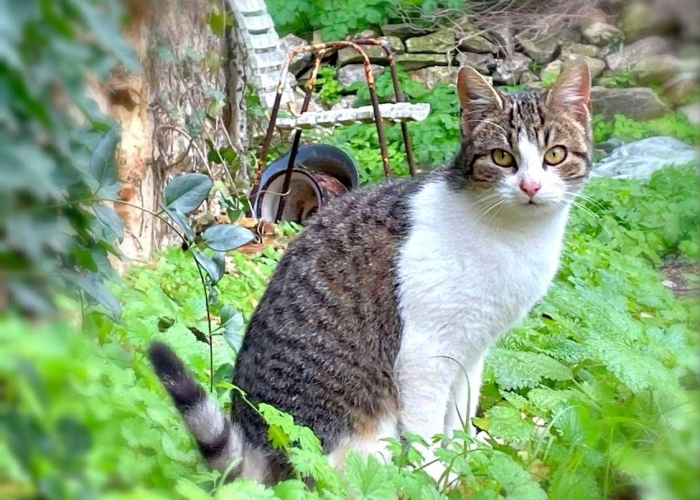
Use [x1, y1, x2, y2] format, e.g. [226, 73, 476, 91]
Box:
[546, 60, 591, 122]
[457, 66, 504, 113]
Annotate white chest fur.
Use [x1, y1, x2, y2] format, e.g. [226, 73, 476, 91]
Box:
[396, 178, 569, 365]
[393, 179, 570, 446]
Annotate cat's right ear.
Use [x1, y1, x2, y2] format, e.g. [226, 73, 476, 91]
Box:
[457, 66, 504, 113]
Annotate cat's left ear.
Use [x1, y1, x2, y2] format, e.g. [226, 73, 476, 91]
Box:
[546, 60, 591, 123]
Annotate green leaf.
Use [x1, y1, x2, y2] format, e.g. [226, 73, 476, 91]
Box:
[273, 479, 312, 500]
[193, 250, 222, 284]
[487, 349, 573, 390]
[175, 478, 212, 500]
[67, 273, 121, 319]
[93, 203, 124, 242]
[220, 305, 244, 353]
[345, 452, 395, 500]
[90, 127, 119, 189]
[202, 224, 254, 252]
[488, 453, 546, 500]
[480, 404, 534, 444]
[164, 173, 213, 214]
[161, 204, 195, 241]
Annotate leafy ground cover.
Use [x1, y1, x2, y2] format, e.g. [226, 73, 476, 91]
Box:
[3, 165, 698, 499]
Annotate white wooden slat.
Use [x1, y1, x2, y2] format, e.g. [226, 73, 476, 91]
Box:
[275, 103, 431, 129]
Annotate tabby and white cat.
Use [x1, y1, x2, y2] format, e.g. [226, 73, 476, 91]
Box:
[149, 61, 593, 485]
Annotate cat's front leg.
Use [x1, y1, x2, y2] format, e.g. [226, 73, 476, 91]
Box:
[396, 353, 458, 487]
[444, 356, 484, 442]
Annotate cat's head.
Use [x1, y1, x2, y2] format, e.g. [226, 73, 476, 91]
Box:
[449, 61, 592, 216]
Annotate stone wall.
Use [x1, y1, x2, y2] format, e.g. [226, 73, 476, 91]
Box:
[280, 0, 699, 126]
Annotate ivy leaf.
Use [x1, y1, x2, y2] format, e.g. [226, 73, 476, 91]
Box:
[93, 203, 124, 242]
[163, 173, 213, 214]
[161, 204, 195, 242]
[193, 250, 222, 284]
[90, 127, 119, 189]
[202, 224, 254, 252]
[66, 273, 121, 319]
[220, 305, 244, 353]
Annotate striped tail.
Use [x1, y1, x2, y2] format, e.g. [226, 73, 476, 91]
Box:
[148, 341, 243, 474]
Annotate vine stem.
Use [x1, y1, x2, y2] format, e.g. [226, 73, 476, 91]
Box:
[194, 260, 215, 392]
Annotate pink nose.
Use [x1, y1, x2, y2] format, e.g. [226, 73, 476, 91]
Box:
[519, 180, 541, 198]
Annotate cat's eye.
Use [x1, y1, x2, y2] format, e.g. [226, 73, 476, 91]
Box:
[544, 145, 567, 166]
[491, 149, 515, 167]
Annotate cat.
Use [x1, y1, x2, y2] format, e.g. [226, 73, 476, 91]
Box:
[148, 60, 593, 487]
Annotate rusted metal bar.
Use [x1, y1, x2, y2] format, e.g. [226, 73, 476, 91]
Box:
[354, 39, 417, 177]
[274, 51, 326, 222]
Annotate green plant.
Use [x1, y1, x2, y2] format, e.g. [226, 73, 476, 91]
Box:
[598, 69, 639, 89]
[4, 164, 698, 499]
[315, 66, 343, 107]
[594, 112, 700, 145]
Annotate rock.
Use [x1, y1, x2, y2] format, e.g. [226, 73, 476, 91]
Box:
[593, 137, 699, 180]
[581, 21, 622, 46]
[591, 86, 672, 120]
[562, 54, 606, 79]
[515, 33, 558, 64]
[557, 29, 582, 46]
[561, 43, 599, 59]
[605, 36, 670, 72]
[405, 29, 454, 53]
[631, 55, 684, 85]
[381, 23, 429, 40]
[380, 36, 405, 55]
[520, 70, 540, 84]
[540, 60, 563, 84]
[394, 53, 448, 70]
[487, 25, 515, 56]
[337, 64, 384, 88]
[410, 66, 459, 89]
[281, 34, 313, 75]
[457, 34, 497, 54]
[662, 75, 699, 106]
[492, 53, 531, 85]
[293, 88, 324, 113]
[455, 51, 496, 74]
[337, 36, 405, 66]
[580, 8, 607, 27]
[331, 95, 357, 111]
[352, 29, 380, 39]
[679, 103, 700, 126]
[618, 1, 676, 41]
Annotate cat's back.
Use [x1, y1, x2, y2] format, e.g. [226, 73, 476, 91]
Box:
[231, 178, 421, 451]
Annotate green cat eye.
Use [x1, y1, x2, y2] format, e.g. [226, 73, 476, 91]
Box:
[544, 145, 567, 166]
[492, 149, 515, 167]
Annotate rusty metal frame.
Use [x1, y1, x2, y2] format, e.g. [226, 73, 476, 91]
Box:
[252, 39, 418, 222]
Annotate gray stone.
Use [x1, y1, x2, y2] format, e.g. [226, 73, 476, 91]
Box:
[331, 95, 357, 111]
[337, 36, 406, 66]
[631, 54, 684, 85]
[405, 29, 454, 54]
[591, 86, 672, 121]
[581, 21, 622, 46]
[562, 54, 606, 79]
[605, 36, 670, 72]
[337, 64, 384, 88]
[540, 60, 563, 85]
[281, 34, 313, 75]
[618, 1, 676, 41]
[487, 25, 515, 56]
[662, 74, 699, 106]
[457, 34, 497, 54]
[515, 33, 558, 64]
[455, 51, 496, 74]
[395, 53, 448, 70]
[381, 23, 429, 40]
[561, 43, 599, 59]
[520, 70, 540, 84]
[293, 88, 324, 113]
[410, 66, 459, 89]
[492, 53, 531, 85]
[352, 29, 380, 39]
[679, 103, 700, 126]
